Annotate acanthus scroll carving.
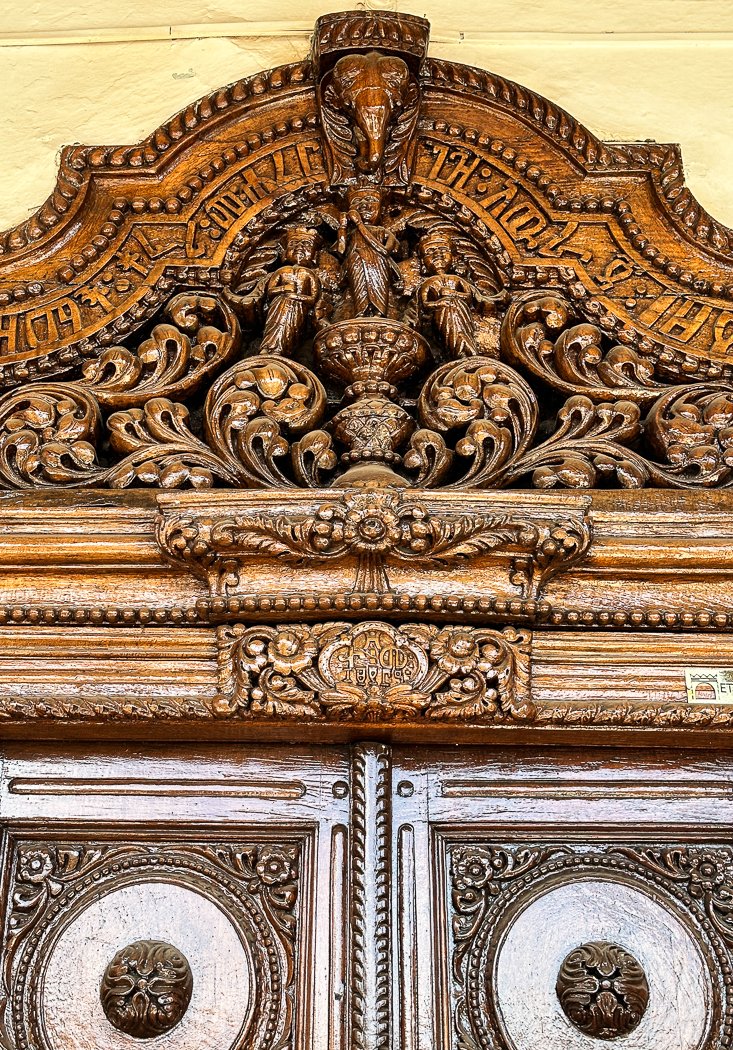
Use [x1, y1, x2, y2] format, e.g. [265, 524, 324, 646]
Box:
[3, 9, 733, 407]
[156, 490, 591, 600]
[214, 620, 534, 722]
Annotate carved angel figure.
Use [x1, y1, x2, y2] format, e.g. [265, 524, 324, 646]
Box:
[227, 226, 339, 356]
[415, 228, 505, 358]
[337, 187, 401, 317]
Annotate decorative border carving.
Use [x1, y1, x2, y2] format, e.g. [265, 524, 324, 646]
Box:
[156, 492, 591, 602]
[214, 621, 534, 723]
[2, 837, 302, 1050]
[449, 841, 733, 1050]
[351, 744, 392, 1050]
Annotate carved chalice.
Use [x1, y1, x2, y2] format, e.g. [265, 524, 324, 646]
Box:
[314, 318, 429, 484]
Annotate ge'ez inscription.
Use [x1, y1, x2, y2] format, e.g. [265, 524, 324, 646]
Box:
[320, 623, 428, 695]
[685, 668, 733, 705]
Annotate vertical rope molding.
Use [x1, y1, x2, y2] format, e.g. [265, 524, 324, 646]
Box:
[350, 743, 391, 1050]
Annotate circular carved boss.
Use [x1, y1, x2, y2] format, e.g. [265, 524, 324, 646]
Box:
[100, 939, 193, 1039]
[556, 940, 649, 1039]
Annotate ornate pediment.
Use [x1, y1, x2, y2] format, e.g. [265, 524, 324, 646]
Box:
[0, 11, 732, 495]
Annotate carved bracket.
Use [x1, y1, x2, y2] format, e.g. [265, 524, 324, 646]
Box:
[156, 490, 591, 612]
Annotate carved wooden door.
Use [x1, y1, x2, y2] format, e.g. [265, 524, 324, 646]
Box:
[0, 745, 353, 1050]
[1, 6, 733, 1050]
[3, 742, 732, 1050]
[392, 746, 733, 1050]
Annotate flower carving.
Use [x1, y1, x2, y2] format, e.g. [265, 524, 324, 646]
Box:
[452, 847, 493, 890]
[687, 849, 733, 898]
[17, 847, 54, 884]
[267, 626, 318, 675]
[431, 627, 488, 675]
[313, 493, 404, 554]
[256, 846, 298, 886]
[215, 621, 533, 723]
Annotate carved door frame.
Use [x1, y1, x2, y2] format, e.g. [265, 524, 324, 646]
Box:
[1, 8, 733, 1050]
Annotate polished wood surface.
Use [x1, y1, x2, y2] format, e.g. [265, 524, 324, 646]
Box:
[0, 8, 732, 1049]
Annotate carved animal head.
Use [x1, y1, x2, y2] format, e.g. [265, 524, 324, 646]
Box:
[330, 52, 412, 174]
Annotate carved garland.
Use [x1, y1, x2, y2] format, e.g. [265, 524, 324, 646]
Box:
[157, 491, 590, 601]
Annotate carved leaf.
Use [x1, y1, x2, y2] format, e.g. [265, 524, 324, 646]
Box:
[501, 291, 663, 403]
[0, 385, 104, 488]
[81, 293, 240, 407]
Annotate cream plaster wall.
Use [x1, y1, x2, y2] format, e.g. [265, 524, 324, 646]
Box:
[0, 0, 732, 231]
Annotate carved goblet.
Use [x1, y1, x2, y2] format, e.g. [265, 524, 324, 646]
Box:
[314, 318, 429, 484]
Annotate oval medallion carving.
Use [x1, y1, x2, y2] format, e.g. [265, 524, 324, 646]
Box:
[318, 621, 429, 698]
[100, 938, 194, 1039]
[556, 940, 649, 1040]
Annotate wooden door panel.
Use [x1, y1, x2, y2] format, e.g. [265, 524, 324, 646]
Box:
[1, 743, 731, 1050]
[393, 747, 733, 1050]
[0, 745, 350, 1050]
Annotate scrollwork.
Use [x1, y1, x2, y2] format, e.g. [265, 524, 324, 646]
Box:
[203, 355, 335, 487]
[81, 292, 240, 407]
[157, 491, 590, 599]
[214, 620, 534, 722]
[501, 292, 663, 404]
[409, 357, 537, 487]
[0, 385, 104, 489]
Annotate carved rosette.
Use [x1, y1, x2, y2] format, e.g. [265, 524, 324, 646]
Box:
[556, 941, 649, 1039]
[100, 940, 194, 1038]
[214, 620, 534, 722]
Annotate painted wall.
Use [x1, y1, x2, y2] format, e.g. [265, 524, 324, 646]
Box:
[1, 0, 731, 231]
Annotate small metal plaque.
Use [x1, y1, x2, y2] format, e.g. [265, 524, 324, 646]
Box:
[685, 668, 733, 705]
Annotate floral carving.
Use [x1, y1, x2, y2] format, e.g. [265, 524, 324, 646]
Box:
[556, 941, 649, 1040]
[449, 842, 733, 1050]
[214, 620, 534, 722]
[5, 839, 301, 1050]
[156, 491, 591, 599]
[612, 846, 733, 944]
[100, 940, 194, 1038]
